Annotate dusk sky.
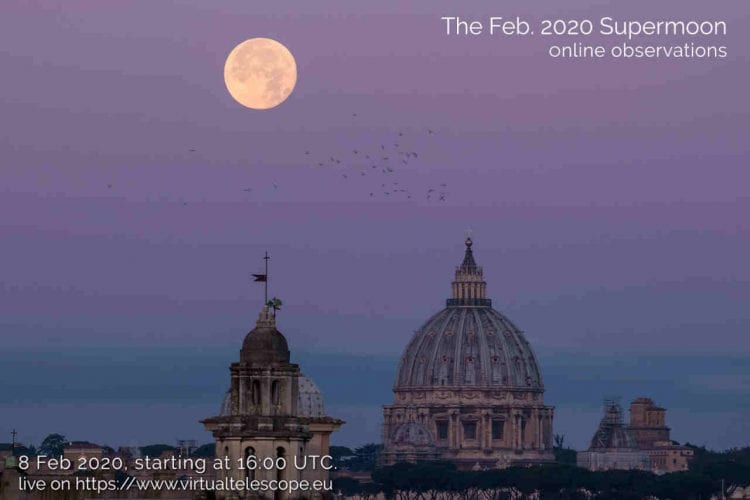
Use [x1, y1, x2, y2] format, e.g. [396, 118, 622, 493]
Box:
[1, 0, 749, 452]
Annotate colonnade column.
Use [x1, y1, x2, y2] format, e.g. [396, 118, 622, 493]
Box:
[449, 410, 459, 449]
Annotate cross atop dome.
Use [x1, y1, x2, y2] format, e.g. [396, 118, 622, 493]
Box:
[448, 237, 491, 307]
[460, 237, 479, 272]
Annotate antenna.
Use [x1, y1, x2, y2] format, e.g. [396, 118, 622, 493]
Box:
[263, 251, 270, 304]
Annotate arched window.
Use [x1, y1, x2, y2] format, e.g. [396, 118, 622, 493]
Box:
[271, 380, 281, 406]
[275, 447, 286, 500]
[245, 447, 255, 480]
[251, 380, 261, 405]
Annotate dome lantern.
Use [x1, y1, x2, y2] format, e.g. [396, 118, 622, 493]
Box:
[448, 237, 491, 307]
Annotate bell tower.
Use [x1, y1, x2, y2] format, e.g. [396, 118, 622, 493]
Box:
[202, 254, 343, 499]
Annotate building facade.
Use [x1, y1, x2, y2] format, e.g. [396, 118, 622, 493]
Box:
[578, 398, 693, 474]
[628, 397, 670, 449]
[627, 397, 693, 473]
[577, 401, 650, 472]
[202, 307, 343, 499]
[382, 238, 554, 469]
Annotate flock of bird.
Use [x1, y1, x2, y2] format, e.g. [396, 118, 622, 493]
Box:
[245, 114, 450, 203]
[106, 115, 451, 205]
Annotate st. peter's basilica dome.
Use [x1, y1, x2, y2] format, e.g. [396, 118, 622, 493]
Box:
[382, 238, 554, 469]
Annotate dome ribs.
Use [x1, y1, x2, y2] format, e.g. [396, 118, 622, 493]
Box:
[485, 311, 516, 388]
[392, 238, 544, 392]
[397, 309, 456, 388]
[394, 306, 545, 391]
[427, 309, 457, 386]
[472, 308, 492, 387]
[451, 309, 469, 386]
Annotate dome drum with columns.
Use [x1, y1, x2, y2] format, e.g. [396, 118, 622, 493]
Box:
[382, 238, 554, 469]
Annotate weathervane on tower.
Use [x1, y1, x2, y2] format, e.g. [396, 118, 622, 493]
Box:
[251, 251, 282, 317]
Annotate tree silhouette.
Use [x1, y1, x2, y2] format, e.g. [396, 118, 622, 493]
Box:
[39, 433, 66, 456]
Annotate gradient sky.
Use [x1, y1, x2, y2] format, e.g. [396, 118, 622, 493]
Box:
[1, 0, 749, 451]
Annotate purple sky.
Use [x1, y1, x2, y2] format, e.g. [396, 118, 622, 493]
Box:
[1, 0, 749, 450]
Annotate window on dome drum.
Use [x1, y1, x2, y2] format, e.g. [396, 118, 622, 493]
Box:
[271, 380, 281, 405]
[436, 420, 449, 440]
[463, 421, 477, 440]
[251, 380, 261, 405]
[492, 420, 505, 440]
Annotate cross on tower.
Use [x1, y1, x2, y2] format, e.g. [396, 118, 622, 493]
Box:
[263, 252, 269, 304]
[251, 251, 282, 317]
[251, 252, 270, 304]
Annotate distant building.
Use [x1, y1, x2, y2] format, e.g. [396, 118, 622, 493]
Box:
[1, 455, 22, 500]
[0, 445, 16, 474]
[577, 400, 649, 471]
[627, 397, 693, 473]
[202, 306, 343, 499]
[382, 238, 554, 469]
[63, 441, 106, 462]
[628, 397, 670, 448]
[578, 398, 693, 474]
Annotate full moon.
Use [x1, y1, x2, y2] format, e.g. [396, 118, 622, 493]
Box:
[223, 38, 297, 110]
